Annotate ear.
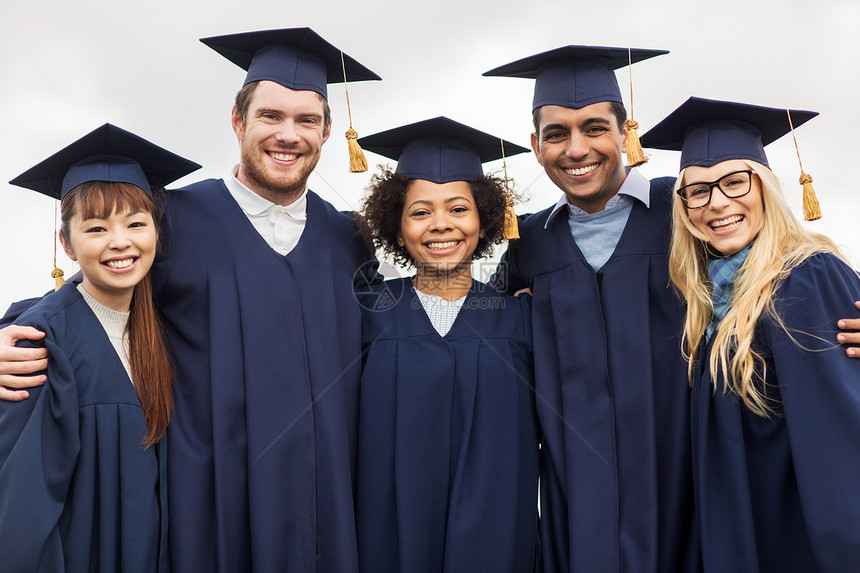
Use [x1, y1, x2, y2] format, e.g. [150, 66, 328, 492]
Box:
[530, 132, 544, 167]
[396, 231, 405, 247]
[621, 123, 629, 154]
[58, 231, 76, 262]
[231, 106, 245, 140]
[479, 227, 486, 239]
[321, 119, 332, 145]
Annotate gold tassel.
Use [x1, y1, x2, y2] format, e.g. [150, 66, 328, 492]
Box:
[346, 127, 368, 173]
[800, 172, 821, 221]
[52, 267, 65, 291]
[624, 49, 647, 167]
[341, 52, 367, 173]
[503, 195, 519, 240]
[625, 119, 647, 167]
[500, 138, 519, 240]
[786, 109, 820, 221]
[51, 200, 65, 290]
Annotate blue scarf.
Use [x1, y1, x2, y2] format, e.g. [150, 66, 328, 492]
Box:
[705, 242, 753, 342]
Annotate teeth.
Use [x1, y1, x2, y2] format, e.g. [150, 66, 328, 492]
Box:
[427, 241, 459, 250]
[710, 215, 744, 230]
[564, 164, 598, 176]
[270, 151, 298, 161]
[105, 258, 134, 269]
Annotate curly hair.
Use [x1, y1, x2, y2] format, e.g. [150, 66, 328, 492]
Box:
[360, 165, 511, 267]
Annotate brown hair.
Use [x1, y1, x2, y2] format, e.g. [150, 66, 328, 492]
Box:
[60, 182, 173, 447]
[234, 81, 332, 130]
[360, 165, 510, 267]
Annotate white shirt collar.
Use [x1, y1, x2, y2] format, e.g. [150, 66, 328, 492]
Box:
[544, 167, 651, 228]
[224, 165, 307, 220]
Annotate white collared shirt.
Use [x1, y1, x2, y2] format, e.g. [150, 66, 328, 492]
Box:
[224, 166, 308, 256]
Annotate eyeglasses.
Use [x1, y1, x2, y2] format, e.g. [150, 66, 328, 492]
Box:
[676, 170, 754, 209]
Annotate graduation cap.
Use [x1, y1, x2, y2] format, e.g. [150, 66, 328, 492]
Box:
[9, 123, 201, 288]
[483, 45, 667, 166]
[358, 116, 530, 238]
[10, 123, 201, 200]
[640, 96, 821, 220]
[201, 27, 382, 172]
[200, 27, 380, 99]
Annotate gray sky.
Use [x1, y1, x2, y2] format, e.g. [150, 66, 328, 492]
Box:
[2, 0, 858, 311]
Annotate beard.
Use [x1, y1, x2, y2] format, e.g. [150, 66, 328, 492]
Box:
[238, 142, 321, 204]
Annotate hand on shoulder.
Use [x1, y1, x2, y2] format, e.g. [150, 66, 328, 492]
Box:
[837, 300, 860, 358]
[0, 325, 48, 401]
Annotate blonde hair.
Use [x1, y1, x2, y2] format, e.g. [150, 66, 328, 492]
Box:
[669, 160, 846, 416]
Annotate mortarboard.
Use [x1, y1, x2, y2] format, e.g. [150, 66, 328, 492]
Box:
[9, 123, 201, 200]
[359, 116, 530, 239]
[483, 45, 667, 112]
[200, 27, 380, 101]
[640, 96, 821, 220]
[358, 116, 529, 183]
[639, 96, 817, 168]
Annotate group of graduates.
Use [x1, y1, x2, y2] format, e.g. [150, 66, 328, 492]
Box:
[0, 26, 859, 573]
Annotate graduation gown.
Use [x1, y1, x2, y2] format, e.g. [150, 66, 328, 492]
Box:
[151, 179, 375, 573]
[0, 281, 168, 572]
[691, 253, 860, 572]
[355, 278, 540, 573]
[495, 178, 699, 573]
[0, 297, 41, 327]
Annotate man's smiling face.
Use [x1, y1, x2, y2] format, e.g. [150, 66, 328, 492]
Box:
[232, 80, 331, 204]
[531, 101, 628, 213]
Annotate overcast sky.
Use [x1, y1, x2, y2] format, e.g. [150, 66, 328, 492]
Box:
[2, 0, 858, 310]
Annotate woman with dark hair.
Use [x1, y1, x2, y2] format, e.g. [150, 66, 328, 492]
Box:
[0, 124, 199, 572]
[643, 97, 860, 571]
[355, 117, 540, 573]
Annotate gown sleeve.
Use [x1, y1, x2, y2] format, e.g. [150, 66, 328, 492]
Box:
[1, 273, 83, 327]
[767, 253, 860, 570]
[491, 247, 530, 294]
[0, 332, 81, 571]
[1, 298, 42, 327]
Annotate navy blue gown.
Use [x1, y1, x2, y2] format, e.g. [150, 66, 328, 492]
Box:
[692, 252, 860, 572]
[355, 278, 540, 572]
[0, 281, 168, 572]
[494, 178, 700, 573]
[151, 180, 376, 573]
[1, 297, 41, 326]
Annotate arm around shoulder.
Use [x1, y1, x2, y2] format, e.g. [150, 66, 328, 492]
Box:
[0, 325, 49, 401]
[837, 299, 860, 357]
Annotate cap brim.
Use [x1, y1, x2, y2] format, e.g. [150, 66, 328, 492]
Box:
[9, 124, 202, 199]
[359, 116, 530, 163]
[200, 27, 381, 84]
[641, 96, 818, 151]
[483, 45, 669, 78]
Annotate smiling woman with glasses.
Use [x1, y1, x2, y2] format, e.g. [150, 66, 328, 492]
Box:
[676, 169, 753, 209]
[642, 97, 860, 572]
